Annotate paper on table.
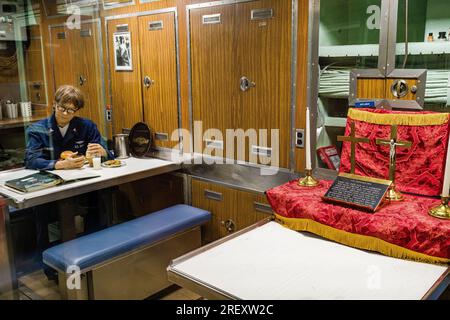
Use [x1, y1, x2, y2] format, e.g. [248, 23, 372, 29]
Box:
[51, 168, 101, 182]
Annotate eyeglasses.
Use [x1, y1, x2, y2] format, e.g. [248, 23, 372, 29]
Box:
[56, 104, 78, 114]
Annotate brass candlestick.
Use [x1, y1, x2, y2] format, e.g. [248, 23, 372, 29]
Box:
[298, 169, 319, 187]
[385, 183, 404, 201]
[429, 196, 450, 220]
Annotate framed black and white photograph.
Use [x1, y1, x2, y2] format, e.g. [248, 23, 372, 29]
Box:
[113, 32, 133, 71]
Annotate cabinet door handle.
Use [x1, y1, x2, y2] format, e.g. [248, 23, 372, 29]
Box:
[79, 75, 87, 86]
[254, 201, 273, 214]
[204, 189, 223, 201]
[221, 219, 236, 232]
[240, 76, 256, 92]
[143, 76, 155, 88]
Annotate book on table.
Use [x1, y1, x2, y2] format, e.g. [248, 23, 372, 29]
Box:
[4, 169, 101, 193]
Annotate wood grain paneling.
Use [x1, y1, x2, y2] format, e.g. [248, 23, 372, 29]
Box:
[191, 179, 271, 243]
[237, 0, 291, 168]
[49, 22, 105, 135]
[25, 33, 47, 106]
[356, 78, 386, 100]
[138, 12, 179, 149]
[77, 23, 105, 134]
[190, 4, 237, 155]
[191, 179, 239, 243]
[107, 17, 143, 134]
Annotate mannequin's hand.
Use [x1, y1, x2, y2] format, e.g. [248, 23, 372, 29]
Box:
[55, 152, 85, 169]
[87, 143, 107, 157]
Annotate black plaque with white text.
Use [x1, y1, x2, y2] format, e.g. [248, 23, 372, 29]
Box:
[322, 173, 392, 212]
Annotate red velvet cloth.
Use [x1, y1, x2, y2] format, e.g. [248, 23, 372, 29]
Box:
[266, 180, 450, 260]
[339, 109, 450, 196]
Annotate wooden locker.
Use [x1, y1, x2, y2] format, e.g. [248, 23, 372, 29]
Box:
[190, 5, 238, 155]
[138, 12, 180, 149]
[107, 18, 143, 134]
[191, 179, 239, 243]
[50, 23, 105, 134]
[50, 26, 78, 95]
[235, 190, 273, 230]
[236, 0, 291, 168]
[76, 23, 105, 135]
[25, 25, 46, 106]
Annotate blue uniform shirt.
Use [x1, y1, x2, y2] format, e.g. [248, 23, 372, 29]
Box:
[25, 114, 113, 170]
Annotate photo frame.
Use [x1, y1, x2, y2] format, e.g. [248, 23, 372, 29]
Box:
[113, 31, 133, 71]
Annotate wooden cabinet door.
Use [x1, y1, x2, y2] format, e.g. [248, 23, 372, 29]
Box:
[236, 0, 291, 168]
[50, 26, 78, 93]
[191, 179, 239, 243]
[25, 26, 46, 106]
[107, 18, 143, 134]
[138, 13, 179, 149]
[190, 5, 238, 155]
[236, 191, 273, 230]
[76, 23, 105, 135]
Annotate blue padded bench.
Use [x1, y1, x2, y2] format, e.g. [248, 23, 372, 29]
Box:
[43, 204, 211, 300]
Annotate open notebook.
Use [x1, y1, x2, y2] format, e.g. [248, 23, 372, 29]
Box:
[4, 169, 101, 193]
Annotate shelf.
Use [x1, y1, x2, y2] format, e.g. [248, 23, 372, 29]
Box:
[324, 117, 347, 128]
[0, 115, 46, 130]
[319, 44, 379, 58]
[396, 41, 450, 55]
[319, 42, 450, 58]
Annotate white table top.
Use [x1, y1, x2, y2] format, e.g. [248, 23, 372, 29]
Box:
[0, 157, 181, 209]
[169, 221, 449, 300]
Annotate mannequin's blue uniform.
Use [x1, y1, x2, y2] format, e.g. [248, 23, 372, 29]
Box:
[25, 113, 112, 170]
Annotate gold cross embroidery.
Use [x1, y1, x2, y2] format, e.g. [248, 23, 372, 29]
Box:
[337, 122, 370, 174]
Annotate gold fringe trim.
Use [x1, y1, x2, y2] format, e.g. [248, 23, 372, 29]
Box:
[275, 214, 450, 265]
[348, 108, 449, 126]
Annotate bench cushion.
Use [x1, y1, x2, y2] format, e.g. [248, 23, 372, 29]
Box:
[43, 204, 211, 272]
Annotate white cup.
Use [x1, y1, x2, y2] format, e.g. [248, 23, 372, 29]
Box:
[20, 102, 32, 119]
[93, 156, 101, 170]
[5, 103, 18, 119]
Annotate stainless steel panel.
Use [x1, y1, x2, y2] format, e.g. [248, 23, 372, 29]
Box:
[202, 13, 221, 25]
[149, 21, 163, 31]
[90, 227, 201, 300]
[183, 163, 300, 195]
[155, 132, 169, 141]
[116, 24, 129, 32]
[254, 201, 273, 214]
[204, 190, 223, 201]
[251, 145, 272, 158]
[80, 29, 92, 37]
[250, 8, 273, 20]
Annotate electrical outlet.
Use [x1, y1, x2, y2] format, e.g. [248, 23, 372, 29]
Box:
[106, 110, 112, 122]
[295, 129, 304, 148]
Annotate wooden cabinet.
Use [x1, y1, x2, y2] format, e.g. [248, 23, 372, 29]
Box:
[189, 0, 291, 168]
[49, 21, 105, 135]
[138, 13, 179, 149]
[24, 25, 47, 106]
[107, 17, 143, 134]
[191, 178, 272, 243]
[107, 11, 180, 149]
